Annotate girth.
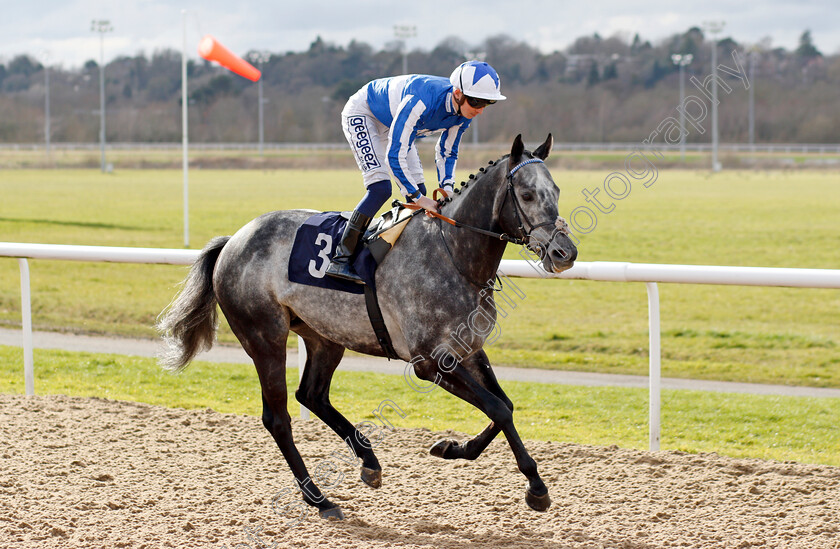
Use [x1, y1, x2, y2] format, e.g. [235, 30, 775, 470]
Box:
[360, 202, 420, 360]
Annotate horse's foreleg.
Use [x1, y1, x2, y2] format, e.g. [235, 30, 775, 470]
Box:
[414, 358, 550, 512]
[430, 350, 509, 461]
[294, 332, 383, 489]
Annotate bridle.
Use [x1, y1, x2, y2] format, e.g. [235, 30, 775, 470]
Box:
[406, 157, 568, 246]
[501, 158, 569, 256]
[401, 157, 570, 288]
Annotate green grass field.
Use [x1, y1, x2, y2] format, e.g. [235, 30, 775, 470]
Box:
[1, 165, 838, 465]
[1, 168, 837, 387]
[1, 345, 838, 465]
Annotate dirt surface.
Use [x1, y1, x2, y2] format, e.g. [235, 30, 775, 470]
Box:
[2, 393, 839, 549]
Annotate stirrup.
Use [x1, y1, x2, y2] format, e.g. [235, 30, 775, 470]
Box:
[325, 261, 365, 284]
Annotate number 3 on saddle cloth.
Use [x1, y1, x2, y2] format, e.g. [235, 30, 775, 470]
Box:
[288, 207, 416, 294]
[288, 212, 370, 294]
[288, 208, 416, 359]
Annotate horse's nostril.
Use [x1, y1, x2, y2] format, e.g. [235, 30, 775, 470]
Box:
[552, 247, 576, 262]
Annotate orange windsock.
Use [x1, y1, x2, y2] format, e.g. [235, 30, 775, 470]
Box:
[198, 35, 261, 81]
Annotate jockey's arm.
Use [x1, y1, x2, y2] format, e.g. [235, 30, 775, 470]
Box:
[434, 121, 469, 197]
[386, 96, 440, 212]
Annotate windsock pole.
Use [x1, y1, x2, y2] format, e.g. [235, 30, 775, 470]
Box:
[182, 10, 190, 248]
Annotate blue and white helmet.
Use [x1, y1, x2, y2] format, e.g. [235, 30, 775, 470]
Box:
[449, 61, 506, 101]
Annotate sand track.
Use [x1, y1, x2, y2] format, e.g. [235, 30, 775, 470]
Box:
[1, 393, 838, 548]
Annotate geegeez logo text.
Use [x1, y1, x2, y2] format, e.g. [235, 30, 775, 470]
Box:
[349, 116, 381, 171]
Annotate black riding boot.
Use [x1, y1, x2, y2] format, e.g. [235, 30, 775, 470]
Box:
[325, 210, 372, 283]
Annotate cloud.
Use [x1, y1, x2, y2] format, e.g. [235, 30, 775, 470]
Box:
[1, 0, 838, 69]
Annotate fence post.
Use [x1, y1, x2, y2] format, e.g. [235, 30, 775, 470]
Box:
[18, 259, 34, 396]
[646, 282, 661, 451]
[297, 335, 310, 420]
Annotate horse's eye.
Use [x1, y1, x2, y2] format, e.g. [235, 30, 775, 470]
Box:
[521, 191, 534, 201]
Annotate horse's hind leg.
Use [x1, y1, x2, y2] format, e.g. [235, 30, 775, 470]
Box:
[294, 329, 383, 489]
[230, 311, 344, 520]
[429, 350, 510, 461]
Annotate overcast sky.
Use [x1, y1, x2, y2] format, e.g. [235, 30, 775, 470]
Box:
[2, 0, 838, 69]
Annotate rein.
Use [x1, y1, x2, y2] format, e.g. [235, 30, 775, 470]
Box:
[401, 158, 549, 245]
[403, 157, 569, 248]
[401, 203, 526, 244]
[399, 157, 571, 289]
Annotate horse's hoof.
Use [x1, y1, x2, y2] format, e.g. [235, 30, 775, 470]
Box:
[319, 505, 345, 520]
[361, 466, 381, 489]
[525, 488, 551, 512]
[430, 439, 455, 459]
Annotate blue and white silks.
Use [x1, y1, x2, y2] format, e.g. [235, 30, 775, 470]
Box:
[348, 75, 471, 198]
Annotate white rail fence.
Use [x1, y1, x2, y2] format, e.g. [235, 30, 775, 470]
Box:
[2, 241, 840, 452]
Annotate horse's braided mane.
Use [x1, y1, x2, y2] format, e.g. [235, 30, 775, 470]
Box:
[457, 147, 540, 190]
[452, 155, 509, 196]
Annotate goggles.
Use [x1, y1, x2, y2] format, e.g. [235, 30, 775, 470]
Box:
[464, 95, 496, 109]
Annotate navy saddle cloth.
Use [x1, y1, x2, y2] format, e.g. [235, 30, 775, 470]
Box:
[288, 212, 379, 294]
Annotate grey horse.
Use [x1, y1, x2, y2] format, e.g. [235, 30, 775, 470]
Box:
[157, 134, 577, 520]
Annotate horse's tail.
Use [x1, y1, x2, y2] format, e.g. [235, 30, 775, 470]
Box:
[156, 235, 231, 372]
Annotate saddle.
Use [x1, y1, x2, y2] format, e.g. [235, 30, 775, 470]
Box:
[288, 203, 420, 360]
[288, 204, 418, 292]
[361, 202, 421, 263]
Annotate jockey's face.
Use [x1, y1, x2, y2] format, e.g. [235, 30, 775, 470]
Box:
[453, 89, 487, 119]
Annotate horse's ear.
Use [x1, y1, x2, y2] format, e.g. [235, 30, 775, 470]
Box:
[533, 133, 553, 160]
[509, 134, 524, 168]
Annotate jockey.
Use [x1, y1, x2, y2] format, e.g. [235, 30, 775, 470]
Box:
[326, 60, 507, 283]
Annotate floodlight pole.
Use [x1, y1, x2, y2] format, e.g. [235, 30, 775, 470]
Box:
[43, 52, 51, 158]
[91, 20, 113, 173]
[394, 25, 416, 74]
[671, 53, 693, 162]
[258, 70, 264, 156]
[748, 48, 756, 150]
[703, 21, 725, 172]
[464, 51, 487, 145]
[181, 10, 190, 248]
[250, 51, 271, 157]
